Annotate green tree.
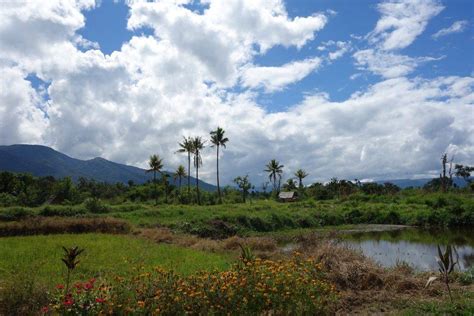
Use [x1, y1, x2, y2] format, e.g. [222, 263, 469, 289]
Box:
[174, 165, 187, 189]
[454, 164, 473, 184]
[264, 159, 284, 193]
[192, 136, 205, 205]
[210, 126, 229, 204]
[294, 169, 308, 189]
[146, 154, 164, 205]
[233, 175, 252, 203]
[177, 137, 194, 197]
[282, 178, 297, 191]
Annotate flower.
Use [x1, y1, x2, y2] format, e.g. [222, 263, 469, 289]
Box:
[55, 284, 64, 289]
[95, 298, 106, 303]
[41, 306, 49, 313]
[63, 299, 74, 306]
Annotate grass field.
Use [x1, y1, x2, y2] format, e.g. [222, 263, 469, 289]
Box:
[1, 192, 473, 239]
[0, 233, 232, 285]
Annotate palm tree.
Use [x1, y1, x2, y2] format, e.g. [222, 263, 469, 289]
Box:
[177, 137, 193, 196]
[294, 169, 309, 189]
[264, 159, 284, 193]
[146, 154, 164, 205]
[210, 127, 229, 203]
[174, 165, 186, 189]
[192, 136, 205, 205]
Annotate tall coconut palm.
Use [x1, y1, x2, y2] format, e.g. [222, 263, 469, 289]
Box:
[192, 136, 205, 205]
[210, 126, 229, 203]
[264, 159, 284, 193]
[146, 154, 164, 205]
[177, 136, 193, 196]
[174, 165, 186, 189]
[294, 169, 309, 189]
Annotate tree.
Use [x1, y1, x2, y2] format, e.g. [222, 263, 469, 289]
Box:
[210, 126, 229, 204]
[233, 175, 252, 203]
[454, 164, 473, 184]
[177, 137, 194, 197]
[146, 154, 164, 205]
[264, 159, 284, 193]
[192, 136, 205, 205]
[440, 153, 454, 192]
[294, 169, 308, 189]
[174, 165, 187, 189]
[282, 178, 297, 191]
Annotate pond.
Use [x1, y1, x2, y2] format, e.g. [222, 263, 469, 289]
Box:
[342, 227, 474, 271]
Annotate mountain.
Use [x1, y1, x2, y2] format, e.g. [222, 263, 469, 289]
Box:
[0, 144, 216, 191]
[376, 178, 469, 188]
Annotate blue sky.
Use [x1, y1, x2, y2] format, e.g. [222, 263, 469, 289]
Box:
[1, 0, 473, 184]
[76, 0, 473, 110]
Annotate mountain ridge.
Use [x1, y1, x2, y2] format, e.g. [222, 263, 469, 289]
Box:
[0, 144, 216, 191]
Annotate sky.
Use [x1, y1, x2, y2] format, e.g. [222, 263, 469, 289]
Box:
[0, 0, 473, 186]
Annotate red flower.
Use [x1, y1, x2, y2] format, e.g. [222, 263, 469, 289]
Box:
[95, 298, 105, 303]
[84, 282, 93, 290]
[63, 299, 74, 306]
[41, 306, 49, 313]
[55, 284, 64, 289]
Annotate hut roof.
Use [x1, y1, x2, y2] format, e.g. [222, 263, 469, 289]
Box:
[278, 191, 297, 199]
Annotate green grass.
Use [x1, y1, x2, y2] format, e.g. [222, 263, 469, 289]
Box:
[0, 192, 473, 237]
[0, 233, 232, 285]
[400, 290, 474, 315]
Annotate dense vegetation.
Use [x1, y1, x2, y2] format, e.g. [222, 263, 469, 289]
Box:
[0, 139, 473, 314]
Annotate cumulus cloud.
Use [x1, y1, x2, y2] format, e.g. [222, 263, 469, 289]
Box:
[354, 0, 444, 78]
[127, 0, 327, 85]
[241, 58, 322, 92]
[432, 20, 469, 39]
[368, 0, 444, 50]
[0, 0, 473, 186]
[354, 49, 443, 78]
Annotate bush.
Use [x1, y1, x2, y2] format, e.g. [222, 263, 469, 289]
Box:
[39, 205, 86, 217]
[0, 193, 17, 207]
[0, 217, 130, 236]
[0, 207, 33, 221]
[45, 255, 337, 315]
[84, 198, 110, 214]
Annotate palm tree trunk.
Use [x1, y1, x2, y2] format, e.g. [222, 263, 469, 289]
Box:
[154, 171, 157, 205]
[217, 145, 221, 203]
[187, 153, 191, 196]
[196, 154, 200, 205]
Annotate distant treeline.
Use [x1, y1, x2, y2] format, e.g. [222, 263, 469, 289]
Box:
[0, 170, 472, 207]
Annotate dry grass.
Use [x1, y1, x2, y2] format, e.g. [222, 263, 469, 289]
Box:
[136, 228, 278, 256]
[294, 235, 472, 314]
[0, 217, 131, 236]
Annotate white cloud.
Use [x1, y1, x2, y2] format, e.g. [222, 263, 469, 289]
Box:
[241, 58, 322, 92]
[354, 0, 444, 78]
[432, 20, 469, 39]
[354, 49, 443, 78]
[127, 0, 327, 85]
[368, 0, 444, 50]
[0, 0, 473, 186]
[0, 66, 48, 144]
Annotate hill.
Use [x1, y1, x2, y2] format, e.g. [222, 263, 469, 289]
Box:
[0, 144, 216, 191]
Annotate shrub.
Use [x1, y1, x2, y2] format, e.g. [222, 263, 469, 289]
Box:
[45, 255, 337, 315]
[39, 205, 86, 217]
[84, 198, 110, 214]
[0, 193, 17, 207]
[0, 207, 33, 221]
[0, 217, 130, 236]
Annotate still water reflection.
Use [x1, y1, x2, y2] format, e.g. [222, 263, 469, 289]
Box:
[343, 228, 474, 271]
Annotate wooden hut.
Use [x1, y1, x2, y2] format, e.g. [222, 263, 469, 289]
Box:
[278, 191, 298, 202]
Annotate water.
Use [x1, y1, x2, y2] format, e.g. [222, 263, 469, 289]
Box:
[343, 227, 474, 271]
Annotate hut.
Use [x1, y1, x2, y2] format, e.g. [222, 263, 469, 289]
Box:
[278, 191, 298, 202]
